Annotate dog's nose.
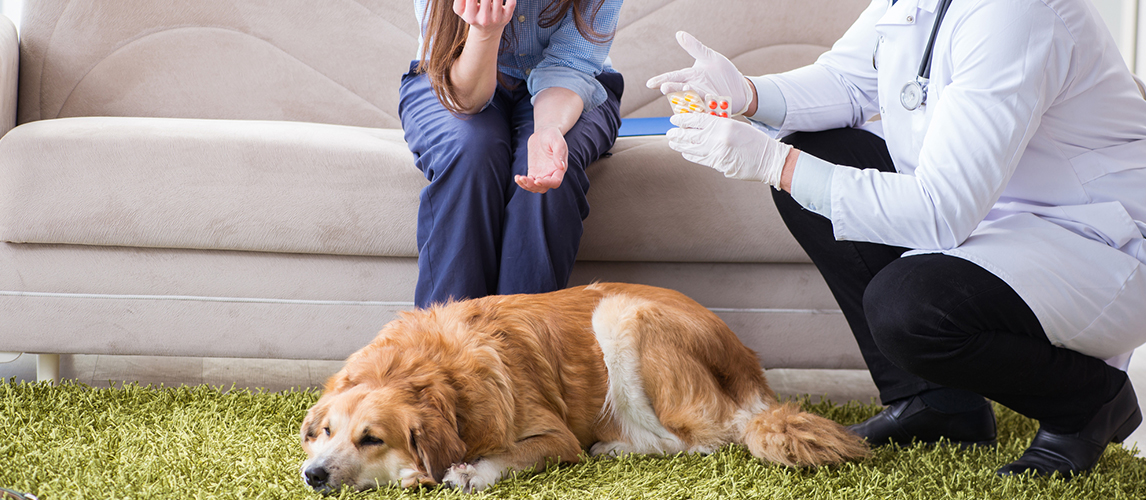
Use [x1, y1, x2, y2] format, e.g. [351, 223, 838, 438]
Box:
[304, 465, 330, 489]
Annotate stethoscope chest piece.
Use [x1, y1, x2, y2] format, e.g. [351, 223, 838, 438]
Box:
[900, 77, 927, 111]
[898, 0, 952, 111]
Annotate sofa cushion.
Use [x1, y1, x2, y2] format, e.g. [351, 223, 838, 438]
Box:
[17, 0, 419, 128]
[0, 116, 811, 263]
[0, 117, 425, 257]
[581, 136, 809, 263]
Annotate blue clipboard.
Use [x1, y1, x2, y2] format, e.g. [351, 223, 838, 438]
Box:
[617, 116, 673, 137]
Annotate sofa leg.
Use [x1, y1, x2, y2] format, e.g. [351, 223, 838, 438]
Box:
[37, 354, 60, 385]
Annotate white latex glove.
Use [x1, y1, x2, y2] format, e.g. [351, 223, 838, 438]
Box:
[667, 113, 791, 187]
[646, 31, 755, 116]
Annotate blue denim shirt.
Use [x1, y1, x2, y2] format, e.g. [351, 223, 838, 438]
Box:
[413, 0, 621, 111]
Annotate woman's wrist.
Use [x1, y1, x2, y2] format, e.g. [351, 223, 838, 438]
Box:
[466, 23, 504, 44]
[532, 87, 583, 136]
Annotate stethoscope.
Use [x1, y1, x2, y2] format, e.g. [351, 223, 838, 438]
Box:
[897, 0, 954, 111]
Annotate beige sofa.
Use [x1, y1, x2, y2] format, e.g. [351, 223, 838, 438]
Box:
[0, 0, 870, 383]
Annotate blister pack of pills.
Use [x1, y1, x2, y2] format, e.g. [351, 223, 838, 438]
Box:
[666, 90, 735, 118]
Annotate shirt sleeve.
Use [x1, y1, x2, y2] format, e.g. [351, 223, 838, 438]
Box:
[791, 153, 837, 219]
[745, 76, 788, 130]
[526, 0, 622, 112]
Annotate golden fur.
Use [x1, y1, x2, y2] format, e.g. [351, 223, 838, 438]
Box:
[299, 283, 868, 493]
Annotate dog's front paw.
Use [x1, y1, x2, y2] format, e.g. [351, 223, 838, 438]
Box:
[442, 462, 495, 493]
[589, 441, 632, 457]
[399, 468, 434, 489]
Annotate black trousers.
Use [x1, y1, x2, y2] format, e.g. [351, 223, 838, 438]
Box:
[774, 128, 1127, 433]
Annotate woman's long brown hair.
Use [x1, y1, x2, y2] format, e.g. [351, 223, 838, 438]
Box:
[417, 0, 614, 114]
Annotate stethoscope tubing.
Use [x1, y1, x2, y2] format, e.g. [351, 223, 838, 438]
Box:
[917, 0, 954, 80]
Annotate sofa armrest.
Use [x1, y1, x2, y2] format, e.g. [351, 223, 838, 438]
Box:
[0, 15, 16, 138]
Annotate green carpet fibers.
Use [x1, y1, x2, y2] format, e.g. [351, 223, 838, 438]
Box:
[2, 381, 1145, 500]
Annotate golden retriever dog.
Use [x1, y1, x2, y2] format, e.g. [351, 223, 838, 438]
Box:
[299, 283, 868, 493]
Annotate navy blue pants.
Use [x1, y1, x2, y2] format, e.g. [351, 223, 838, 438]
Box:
[399, 63, 623, 308]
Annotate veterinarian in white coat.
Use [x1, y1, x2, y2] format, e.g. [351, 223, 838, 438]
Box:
[650, 0, 1146, 477]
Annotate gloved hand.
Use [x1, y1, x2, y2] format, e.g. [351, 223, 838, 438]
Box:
[646, 31, 755, 116]
[667, 112, 792, 187]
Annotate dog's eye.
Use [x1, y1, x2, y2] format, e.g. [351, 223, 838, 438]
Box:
[360, 435, 385, 446]
[323, 427, 331, 437]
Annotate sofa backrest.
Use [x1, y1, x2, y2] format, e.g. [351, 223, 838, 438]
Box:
[17, 0, 868, 128]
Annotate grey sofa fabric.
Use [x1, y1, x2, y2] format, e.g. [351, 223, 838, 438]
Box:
[0, 0, 871, 371]
[0, 118, 421, 256]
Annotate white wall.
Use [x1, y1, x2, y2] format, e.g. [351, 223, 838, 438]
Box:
[1138, 0, 1146, 75]
[1092, 0, 1139, 72]
[0, 0, 20, 31]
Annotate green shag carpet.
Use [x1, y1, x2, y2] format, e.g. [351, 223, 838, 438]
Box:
[2, 380, 1145, 500]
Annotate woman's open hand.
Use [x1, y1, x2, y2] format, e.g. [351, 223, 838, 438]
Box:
[516, 126, 568, 194]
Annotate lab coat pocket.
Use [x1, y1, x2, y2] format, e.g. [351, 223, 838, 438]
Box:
[1037, 202, 1142, 251]
[1070, 140, 1146, 184]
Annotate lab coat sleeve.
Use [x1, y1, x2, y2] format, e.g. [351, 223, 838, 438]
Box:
[830, 0, 1069, 250]
[766, 0, 885, 138]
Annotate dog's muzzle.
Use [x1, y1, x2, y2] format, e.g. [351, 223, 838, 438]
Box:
[302, 461, 335, 493]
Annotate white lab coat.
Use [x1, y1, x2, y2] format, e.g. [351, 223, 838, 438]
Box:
[764, 0, 1146, 362]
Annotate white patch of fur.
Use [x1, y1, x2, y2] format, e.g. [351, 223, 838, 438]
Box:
[355, 450, 412, 489]
[299, 436, 331, 486]
[732, 397, 770, 437]
[591, 294, 687, 455]
[397, 467, 424, 488]
[442, 459, 506, 492]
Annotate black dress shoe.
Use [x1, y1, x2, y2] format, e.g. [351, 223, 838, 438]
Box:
[847, 395, 997, 447]
[997, 379, 1142, 478]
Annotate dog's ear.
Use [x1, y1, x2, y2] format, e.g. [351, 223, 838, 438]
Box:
[300, 401, 327, 444]
[409, 382, 465, 483]
[323, 368, 355, 394]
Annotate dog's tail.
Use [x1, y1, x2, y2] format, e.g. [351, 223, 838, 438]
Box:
[742, 401, 869, 467]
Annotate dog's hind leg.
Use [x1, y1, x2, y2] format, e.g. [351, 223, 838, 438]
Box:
[590, 287, 869, 466]
[591, 292, 768, 455]
[591, 295, 694, 456]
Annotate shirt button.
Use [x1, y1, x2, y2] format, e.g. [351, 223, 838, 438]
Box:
[880, 106, 886, 113]
[525, 68, 532, 75]
[518, 15, 526, 22]
[518, 53, 526, 57]
[906, 15, 914, 22]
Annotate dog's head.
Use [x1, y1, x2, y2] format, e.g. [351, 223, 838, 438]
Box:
[298, 374, 466, 493]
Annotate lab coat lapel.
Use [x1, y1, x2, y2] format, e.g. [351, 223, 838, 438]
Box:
[874, 0, 938, 173]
